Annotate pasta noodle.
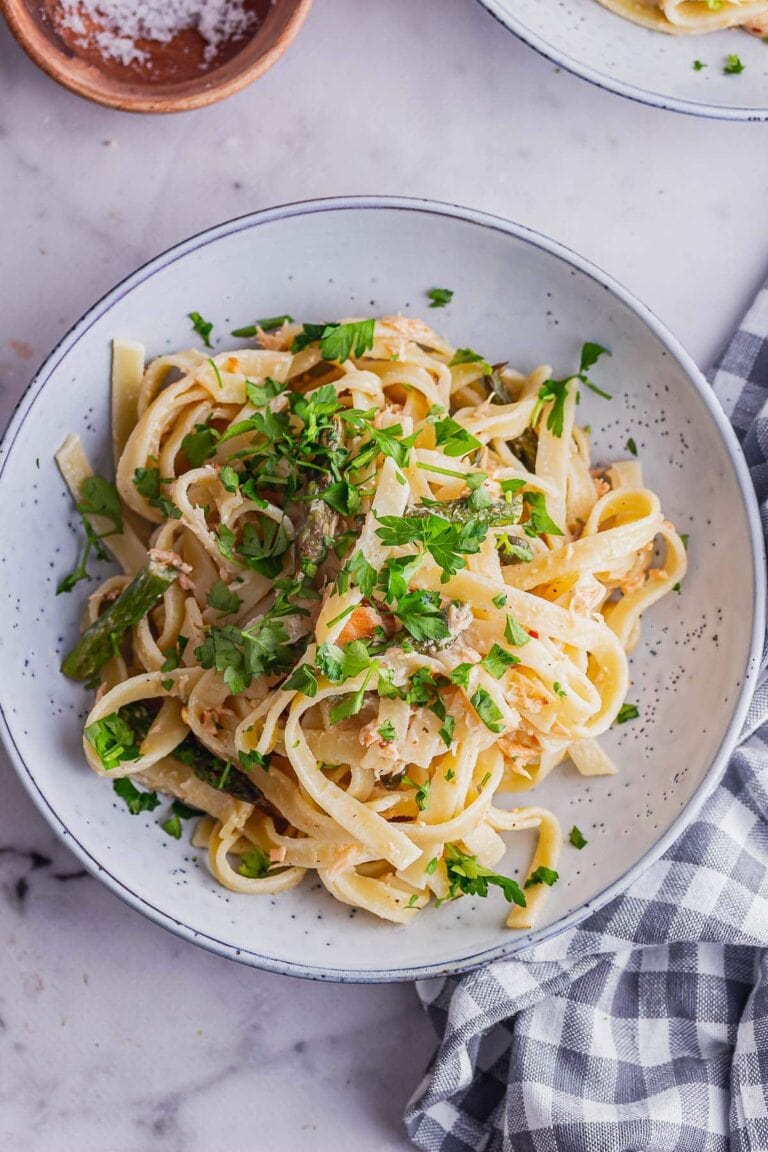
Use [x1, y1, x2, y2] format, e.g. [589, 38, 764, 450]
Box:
[57, 314, 686, 927]
[595, 0, 768, 34]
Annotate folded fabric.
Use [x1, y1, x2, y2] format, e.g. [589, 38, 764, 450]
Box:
[404, 283, 768, 1152]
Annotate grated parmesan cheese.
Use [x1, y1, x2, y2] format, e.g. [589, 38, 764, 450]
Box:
[55, 0, 262, 66]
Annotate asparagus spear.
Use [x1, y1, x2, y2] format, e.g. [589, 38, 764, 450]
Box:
[294, 418, 341, 577]
[409, 498, 522, 528]
[508, 427, 539, 473]
[61, 558, 178, 682]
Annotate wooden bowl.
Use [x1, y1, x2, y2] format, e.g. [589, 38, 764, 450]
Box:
[0, 0, 314, 112]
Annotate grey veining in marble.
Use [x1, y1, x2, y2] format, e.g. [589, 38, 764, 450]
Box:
[1, 0, 768, 1148]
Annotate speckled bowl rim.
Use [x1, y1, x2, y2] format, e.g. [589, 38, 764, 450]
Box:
[0, 196, 764, 982]
[476, 0, 768, 121]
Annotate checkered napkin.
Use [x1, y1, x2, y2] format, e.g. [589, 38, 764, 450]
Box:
[404, 286, 768, 1152]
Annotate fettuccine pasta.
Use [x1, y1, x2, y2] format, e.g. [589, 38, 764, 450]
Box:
[57, 313, 686, 927]
[595, 0, 768, 35]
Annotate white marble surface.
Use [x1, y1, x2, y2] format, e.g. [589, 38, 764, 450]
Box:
[1, 1, 768, 1148]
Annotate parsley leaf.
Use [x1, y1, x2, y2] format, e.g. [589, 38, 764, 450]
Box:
[626, 437, 638, 456]
[504, 614, 530, 646]
[693, 59, 706, 72]
[616, 702, 640, 724]
[569, 825, 588, 849]
[402, 775, 431, 811]
[329, 666, 376, 724]
[238, 846, 272, 878]
[449, 348, 492, 374]
[188, 310, 213, 347]
[450, 662, 473, 689]
[395, 590, 451, 643]
[433, 416, 483, 458]
[58, 475, 124, 593]
[522, 491, 563, 537]
[86, 712, 140, 771]
[376, 512, 488, 582]
[524, 866, 559, 889]
[377, 720, 396, 742]
[207, 579, 242, 616]
[182, 423, 218, 467]
[439, 714, 455, 747]
[470, 688, 505, 733]
[445, 843, 526, 906]
[161, 813, 183, 839]
[132, 467, 181, 520]
[427, 287, 453, 308]
[245, 377, 285, 407]
[283, 663, 319, 697]
[113, 777, 160, 815]
[196, 617, 293, 694]
[724, 54, 745, 75]
[481, 643, 520, 679]
[293, 320, 375, 362]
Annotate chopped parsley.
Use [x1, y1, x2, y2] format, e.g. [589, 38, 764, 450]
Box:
[425, 856, 439, 875]
[449, 348, 492, 375]
[439, 714, 455, 748]
[524, 866, 559, 889]
[161, 813, 183, 839]
[377, 720, 396, 742]
[427, 287, 454, 308]
[553, 681, 567, 698]
[376, 511, 488, 582]
[245, 377, 285, 407]
[57, 475, 123, 594]
[693, 60, 706, 72]
[113, 777, 160, 815]
[531, 342, 612, 438]
[132, 466, 181, 520]
[292, 319, 375, 362]
[432, 415, 483, 458]
[181, 423, 218, 467]
[207, 579, 243, 616]
[569, 825, 588, 849]
[450, 663, 473, 689]
[85, 712, 140, 771]
[402, 775, 431, 812]
[329, 666, 376, 725]
[626, 437, 638, 456]
[504, 614, 530, 646]
[481, 644, 520, 679]
[616, 702, 640, 724]
[238, 846, 272, 879]
[283, 663, 319, 697]
[444, 844, 526, 906]
[724, 54, 745, 75]
[188, 310, 213, 347]
[470, 687, 505, 733]
[195, 614, 295, 695]
[522, 490, 563, 537]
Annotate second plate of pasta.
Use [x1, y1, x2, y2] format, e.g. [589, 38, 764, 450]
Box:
[0, 197, 762, 979]
[480, 0, 768, 119]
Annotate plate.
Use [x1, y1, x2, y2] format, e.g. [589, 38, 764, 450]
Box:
[479, 0, 768, 120]
[0, 196, 763, 981]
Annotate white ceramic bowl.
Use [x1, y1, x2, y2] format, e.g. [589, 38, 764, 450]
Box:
[480, 0, 768, 120]
[0, 197, 763, 981]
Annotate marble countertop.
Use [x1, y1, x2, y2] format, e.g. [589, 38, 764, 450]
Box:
[2, 1, 768, 1148]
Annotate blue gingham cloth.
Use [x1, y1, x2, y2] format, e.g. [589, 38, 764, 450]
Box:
[405, 287, 768, 1152]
